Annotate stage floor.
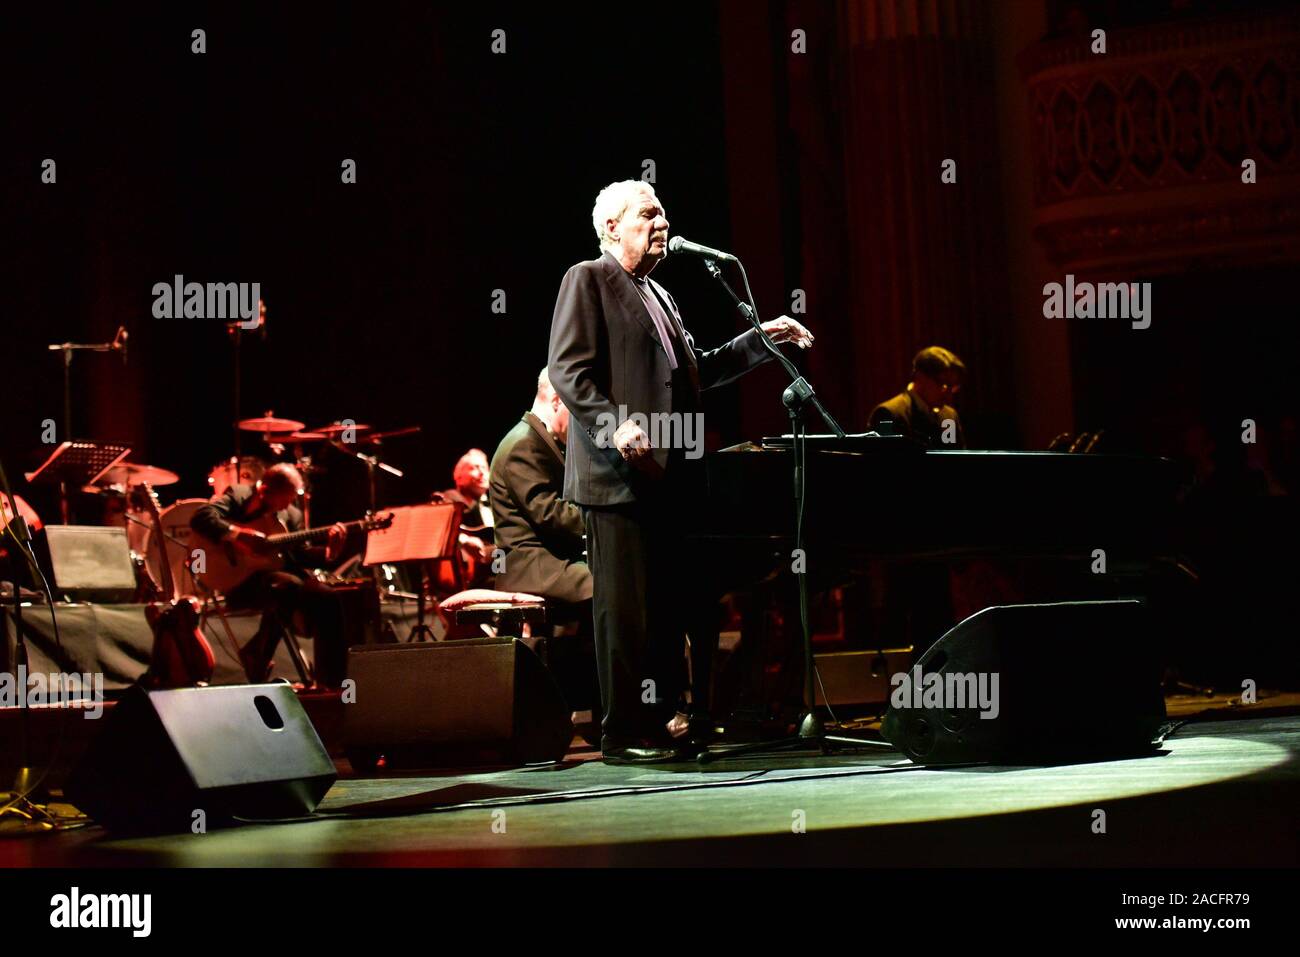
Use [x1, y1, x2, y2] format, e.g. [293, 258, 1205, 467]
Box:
[7, 710, 1298, 867]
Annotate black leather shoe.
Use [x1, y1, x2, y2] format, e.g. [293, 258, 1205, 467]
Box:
[671, 737, 703, 760]
[688, 711, 719, 747]
[601, 744, 680, 765]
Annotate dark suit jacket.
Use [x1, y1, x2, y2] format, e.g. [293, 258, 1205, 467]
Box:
[548, 250, 771, 506]
[488, 411, 592, 604]
[870, 388, 966, 449]
[435, 488, 490, 531]
[190, 483, 327, 571]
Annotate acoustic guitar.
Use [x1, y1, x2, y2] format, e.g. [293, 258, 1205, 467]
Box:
[132, 484, 215, 688]
[193, 510, 393, 595]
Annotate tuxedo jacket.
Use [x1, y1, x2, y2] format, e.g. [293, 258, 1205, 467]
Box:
[547, 250, 770, 506]
[487, 411, 592, 604]
[435, 488, 490, 531]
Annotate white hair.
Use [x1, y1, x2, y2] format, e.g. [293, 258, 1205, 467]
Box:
[536, 367, 553, 401]
[592, 180, 656, 252]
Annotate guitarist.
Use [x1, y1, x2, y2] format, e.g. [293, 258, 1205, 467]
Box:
[191, 463, 348, 683]
[430, 448, 497, 591]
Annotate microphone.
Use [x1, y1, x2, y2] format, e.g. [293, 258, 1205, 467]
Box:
[113, 326, 128, 365]
[667, 236, 737, 262]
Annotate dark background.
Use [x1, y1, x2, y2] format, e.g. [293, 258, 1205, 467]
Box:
[4, 4, 743, 514]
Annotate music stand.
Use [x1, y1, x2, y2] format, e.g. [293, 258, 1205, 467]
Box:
[25, 441, 130, 525]
[363, 502, 463, 642]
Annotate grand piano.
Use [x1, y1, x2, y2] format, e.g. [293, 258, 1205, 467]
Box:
[695, 434, 1184, 567]
[688, 435, 1187, 722]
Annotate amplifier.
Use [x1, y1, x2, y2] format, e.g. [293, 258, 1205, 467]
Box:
[813, 648, 915, 708]
[40, 525, 137, 601]
[343, 637, 573, 769]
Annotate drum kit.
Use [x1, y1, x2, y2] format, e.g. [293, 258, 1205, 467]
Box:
[72, 411, 420, 602]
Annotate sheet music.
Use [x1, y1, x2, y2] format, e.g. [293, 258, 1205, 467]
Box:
[362, 502, 458, 565]
[24, 441, 131, 485]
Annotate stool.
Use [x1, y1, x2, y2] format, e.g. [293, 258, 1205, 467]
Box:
[439, 589, 547, 646]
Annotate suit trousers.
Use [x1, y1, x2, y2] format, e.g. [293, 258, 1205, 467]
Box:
[582, 461, 712, 745]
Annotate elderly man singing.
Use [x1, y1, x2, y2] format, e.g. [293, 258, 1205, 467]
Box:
[548, 179, 813, 764]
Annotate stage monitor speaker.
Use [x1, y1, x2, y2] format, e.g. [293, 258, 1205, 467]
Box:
[66, 684, 337, 833]
[881, 600, 1166, 765]
[343, 637, 573, 769]
[39, 525, 136, 601]
[813, 648, 914, 708]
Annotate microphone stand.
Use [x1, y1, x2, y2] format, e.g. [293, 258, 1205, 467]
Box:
[1, 458, 56, 826]
[327, 442, 405, 517]
[47, 331, 126, 523]
[701, 259, 845, 439]
[695, 257, 891, 763]
[227, 304, 266, 462]
[2, 511, 36, 813]
[329, 439, 405, 626]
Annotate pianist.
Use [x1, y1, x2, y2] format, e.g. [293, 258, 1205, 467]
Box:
[547, 178, 813, 764]
[870, 345, 968, 448]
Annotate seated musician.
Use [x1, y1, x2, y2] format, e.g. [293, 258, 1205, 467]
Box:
[432, 448, 496, 589]
[871, 347, 993, 654]
[870, 345, 967, 448]
[190, 463, 347, 682]
[487, 369, 596, 709]
[489, 369, 592, 604]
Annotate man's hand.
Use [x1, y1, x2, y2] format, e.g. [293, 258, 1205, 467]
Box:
[761, 314, 814, 349]
[612, 419, 653, 462]
[325, 523, 348, 562]
[458, 532, 495, 563]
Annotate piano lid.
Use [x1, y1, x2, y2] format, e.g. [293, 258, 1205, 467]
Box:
[730, 433, 926, 454]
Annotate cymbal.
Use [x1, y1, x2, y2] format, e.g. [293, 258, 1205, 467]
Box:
[89, 462, 180, 488]
[239, 415, 306, 433]
[315, 422, 373, 436]
[277, 431, 329, 443]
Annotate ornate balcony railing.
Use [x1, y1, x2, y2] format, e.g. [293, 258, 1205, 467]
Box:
[1020, 11, 1300, 272]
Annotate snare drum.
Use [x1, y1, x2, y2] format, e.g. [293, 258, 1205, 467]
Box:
[207, 456, 265, 496]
